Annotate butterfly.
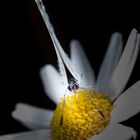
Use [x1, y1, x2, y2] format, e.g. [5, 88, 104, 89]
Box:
[35, 0, 94, 92]
[35, 0, 106, 126]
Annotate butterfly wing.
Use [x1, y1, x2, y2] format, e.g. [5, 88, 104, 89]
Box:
[35, 0, 79, 83]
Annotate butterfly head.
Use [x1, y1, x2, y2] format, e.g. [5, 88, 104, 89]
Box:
[67, 79, 79, 92]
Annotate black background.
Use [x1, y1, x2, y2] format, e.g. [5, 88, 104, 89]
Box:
[0, 0, 140, 139]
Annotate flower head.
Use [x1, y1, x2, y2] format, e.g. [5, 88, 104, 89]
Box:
[51, 90, 112, 140]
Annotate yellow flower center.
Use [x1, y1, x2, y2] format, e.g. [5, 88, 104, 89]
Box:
[51, 89, 113, 140]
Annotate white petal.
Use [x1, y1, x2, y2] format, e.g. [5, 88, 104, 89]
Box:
[40, 64, 67, 104]
[89, 123, 136, 140]
[96, 32, 123, 95]
[12, 103, 53, 129]
[0, 129, 51, 140]
[70, 40, 95, 88]
[111, 81, 140, 123]
[109, 29, 140, 100]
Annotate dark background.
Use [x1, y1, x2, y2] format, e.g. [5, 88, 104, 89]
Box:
[1, 0, 140, 139]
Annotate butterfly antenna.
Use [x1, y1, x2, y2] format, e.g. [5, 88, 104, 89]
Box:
[70, 95, 73, 111]
[60, 89, 67, 126]
[74, 92, 79, 106]
[81, 89, 107, 120]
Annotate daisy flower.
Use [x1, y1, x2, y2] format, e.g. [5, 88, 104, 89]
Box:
[1, 0, 140, 140]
